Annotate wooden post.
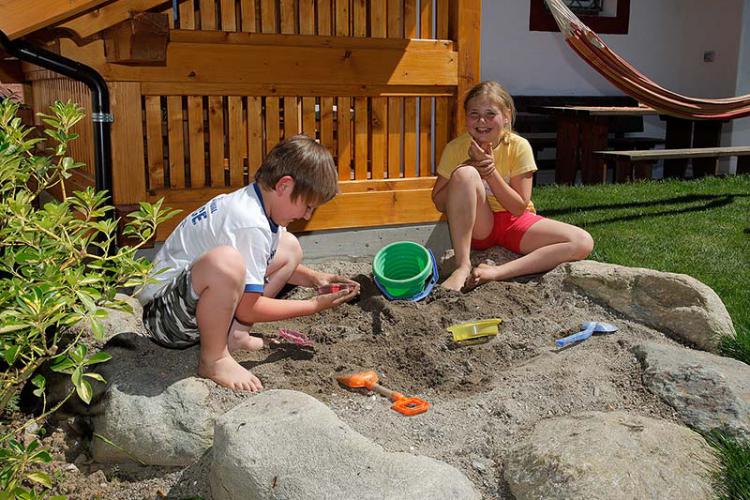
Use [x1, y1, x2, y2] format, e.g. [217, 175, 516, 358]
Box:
[580, 116, 608, 184]
[555, 116, 578, 185]
[103, 13, 169, 65]
[662, 116, 692, 178]
[691, 120, 723, 177]
[453, 0, 481, 138]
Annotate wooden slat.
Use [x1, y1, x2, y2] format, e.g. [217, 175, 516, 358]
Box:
[228, 96, 245, 186]
[144, 95, 165, 190]
[164, 5, 175, 30]
[247, 96, 264, 177]
[221, 0, 237, 31]
[370, 0, 386, 38]
[240, 0, 257, 32]
[283, 96, 299, 139]
[436, 0, 449, 38]
[143, 82, 454, 97]
[353, 0, 366, 37]
[371, 97, 387, 179]
[387, 97, 402, 179]
[299, 0, 315, 34]
[319, 96, 335, 153]
[403, 97, 417, 177]
[419, 96, 432, 176]
[337, 97, 352, 180]
[208, 96, 225, 186]
[265, 96, 281, 152]
[167, 96, 186, 188]
[179, 0, 196, 30]
[335, 0, 349, 36]
[261, 0, 276, 33]
[280, 0, 295, 33]
[387, 0, 403, 38]
[109, 82, 147, 205]
[187, 96, 206, 188]
[0, 0, 109, 39]
[200, 0, 217, 30]
[404, 0, 416, 38]
[435, 96, 449, 169]
[354, 97, 368, 179]
[302, 97, 316, 139]
[317, 0, 332, 36]
[420, 0, 432, 38]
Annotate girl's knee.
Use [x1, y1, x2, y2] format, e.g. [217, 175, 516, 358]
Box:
[570, 229, 594, 260]
[450, 164, 482, 185]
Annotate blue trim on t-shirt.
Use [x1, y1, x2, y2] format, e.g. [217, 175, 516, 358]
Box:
[252, 183, 279, 234]
[244, 283, 264, 293]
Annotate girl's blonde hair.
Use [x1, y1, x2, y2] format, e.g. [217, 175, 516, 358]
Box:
[463, 81, 516, 145]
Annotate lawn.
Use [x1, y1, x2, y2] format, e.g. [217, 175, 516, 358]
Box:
[534, 174, 750, 497]
[534, 174, 750, 364]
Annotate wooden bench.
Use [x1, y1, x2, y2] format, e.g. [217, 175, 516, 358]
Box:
[595, 146, 750, 182]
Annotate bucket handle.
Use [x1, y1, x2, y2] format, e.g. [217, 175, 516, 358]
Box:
[374, 249, 438, 302]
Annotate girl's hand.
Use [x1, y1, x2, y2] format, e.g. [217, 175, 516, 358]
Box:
[475, 160, 497, 179]
[468, 138, 493, 162]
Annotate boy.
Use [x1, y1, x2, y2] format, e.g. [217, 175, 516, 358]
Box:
[137, 135, 359, 392]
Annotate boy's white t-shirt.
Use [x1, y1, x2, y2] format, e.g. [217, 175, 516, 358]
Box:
[137, 183, 284, 305]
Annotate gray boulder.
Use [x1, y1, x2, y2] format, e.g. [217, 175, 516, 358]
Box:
[504, 411, 717, 500]
[634, 342, 750, 439]
[550, 260, 735, 351]
[210, 389, 480, 500]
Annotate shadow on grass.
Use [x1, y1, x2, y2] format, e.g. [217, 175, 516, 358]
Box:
[543, 193, 749, 226]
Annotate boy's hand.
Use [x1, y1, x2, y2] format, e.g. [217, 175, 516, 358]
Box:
[313, 286, 358, 311]
[314, 272, 361, 296]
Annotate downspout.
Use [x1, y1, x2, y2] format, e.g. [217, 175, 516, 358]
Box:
[0, 30, 114, 220]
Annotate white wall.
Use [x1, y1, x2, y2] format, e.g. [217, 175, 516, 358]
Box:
[730, 0, 750, 170]
[480, 0, 748, 154]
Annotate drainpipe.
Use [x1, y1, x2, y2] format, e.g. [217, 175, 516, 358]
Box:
[0, 30, 113, 212]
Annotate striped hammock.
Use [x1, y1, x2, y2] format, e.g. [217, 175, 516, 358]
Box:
[545, 0, 750, 120]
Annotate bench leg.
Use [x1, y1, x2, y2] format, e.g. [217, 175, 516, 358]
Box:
[692, 121, 723, 177]
[555, 116, 579, 185]
[663, 117, 692, 178]
[614, 157, 632, 182]
[580, 117, 608, 184]
[738, 156, 750, 175]
[633, 160, 654, 181]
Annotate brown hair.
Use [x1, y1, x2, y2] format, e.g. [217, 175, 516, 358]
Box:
[254, 135, 338, 205]
[463, 81, 516, 144]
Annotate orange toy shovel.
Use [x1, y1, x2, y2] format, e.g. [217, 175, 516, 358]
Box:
[336, 370, 430, 416]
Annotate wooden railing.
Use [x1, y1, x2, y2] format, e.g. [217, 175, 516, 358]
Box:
[24, 0, 480, 240]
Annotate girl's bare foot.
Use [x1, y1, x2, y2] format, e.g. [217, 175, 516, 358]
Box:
[198, 354, 263, 392]
[468, 263, 503, 288]
[228, 329, 266, 353]
[441, 265, 472, 291]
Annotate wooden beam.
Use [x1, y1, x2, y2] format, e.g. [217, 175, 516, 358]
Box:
[57, 0, 172, 40]
[59, 37, 458, 86]
[0, 0, 111, 40]
[142, 82, 454, 97]
[454, 0, 481, 136]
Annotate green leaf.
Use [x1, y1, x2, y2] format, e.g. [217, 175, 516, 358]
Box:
[0, 323, 28, 334]
[2, 345, 20, 365]
[50, 356, 74, 374]
[75, 378, 92, 405]
[83, 372, 105, 384]
[26, 471, 53, 488]
[85, 351, 112, 365]
[31, 375, 46, 397]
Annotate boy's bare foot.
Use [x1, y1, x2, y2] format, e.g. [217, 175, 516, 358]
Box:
[441, 265, 472, 291]
[198, 354, 263, 392]
[228, 329, 266, 353]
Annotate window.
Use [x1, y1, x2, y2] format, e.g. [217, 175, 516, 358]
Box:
[529, 0, 630, 34]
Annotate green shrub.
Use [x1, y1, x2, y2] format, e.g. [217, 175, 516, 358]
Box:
[0, 99, 177, 497]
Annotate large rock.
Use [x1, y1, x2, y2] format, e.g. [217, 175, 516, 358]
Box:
[89, 333, 247, 465]
[633, 342, 750, 439]
[210, 390, 480, 500]
[550, 260, 735, 351]
[504, 411, 717, 500]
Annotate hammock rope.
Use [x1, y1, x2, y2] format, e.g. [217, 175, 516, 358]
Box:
[544, 0, 750, 120]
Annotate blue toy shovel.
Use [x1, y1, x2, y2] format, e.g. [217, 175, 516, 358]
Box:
[555, 321, 618, 348]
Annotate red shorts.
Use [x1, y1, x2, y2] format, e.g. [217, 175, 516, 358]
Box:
[471, 210, 544, 254]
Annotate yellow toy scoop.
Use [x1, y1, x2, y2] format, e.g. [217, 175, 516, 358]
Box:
[447, 318, 502, 345]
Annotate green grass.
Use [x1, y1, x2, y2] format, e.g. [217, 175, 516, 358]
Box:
[706, 432, 750, 500]
[534, 175, 750, 498]
[533, 174, 750, 364]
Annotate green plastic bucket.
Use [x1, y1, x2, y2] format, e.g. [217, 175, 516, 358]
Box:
[372, 241, 433, 300]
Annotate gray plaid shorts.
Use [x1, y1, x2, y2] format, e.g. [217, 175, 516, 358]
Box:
[142, 266, 200, 349]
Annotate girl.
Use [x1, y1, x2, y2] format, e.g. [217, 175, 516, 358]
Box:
[432, 81, 593, 291]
